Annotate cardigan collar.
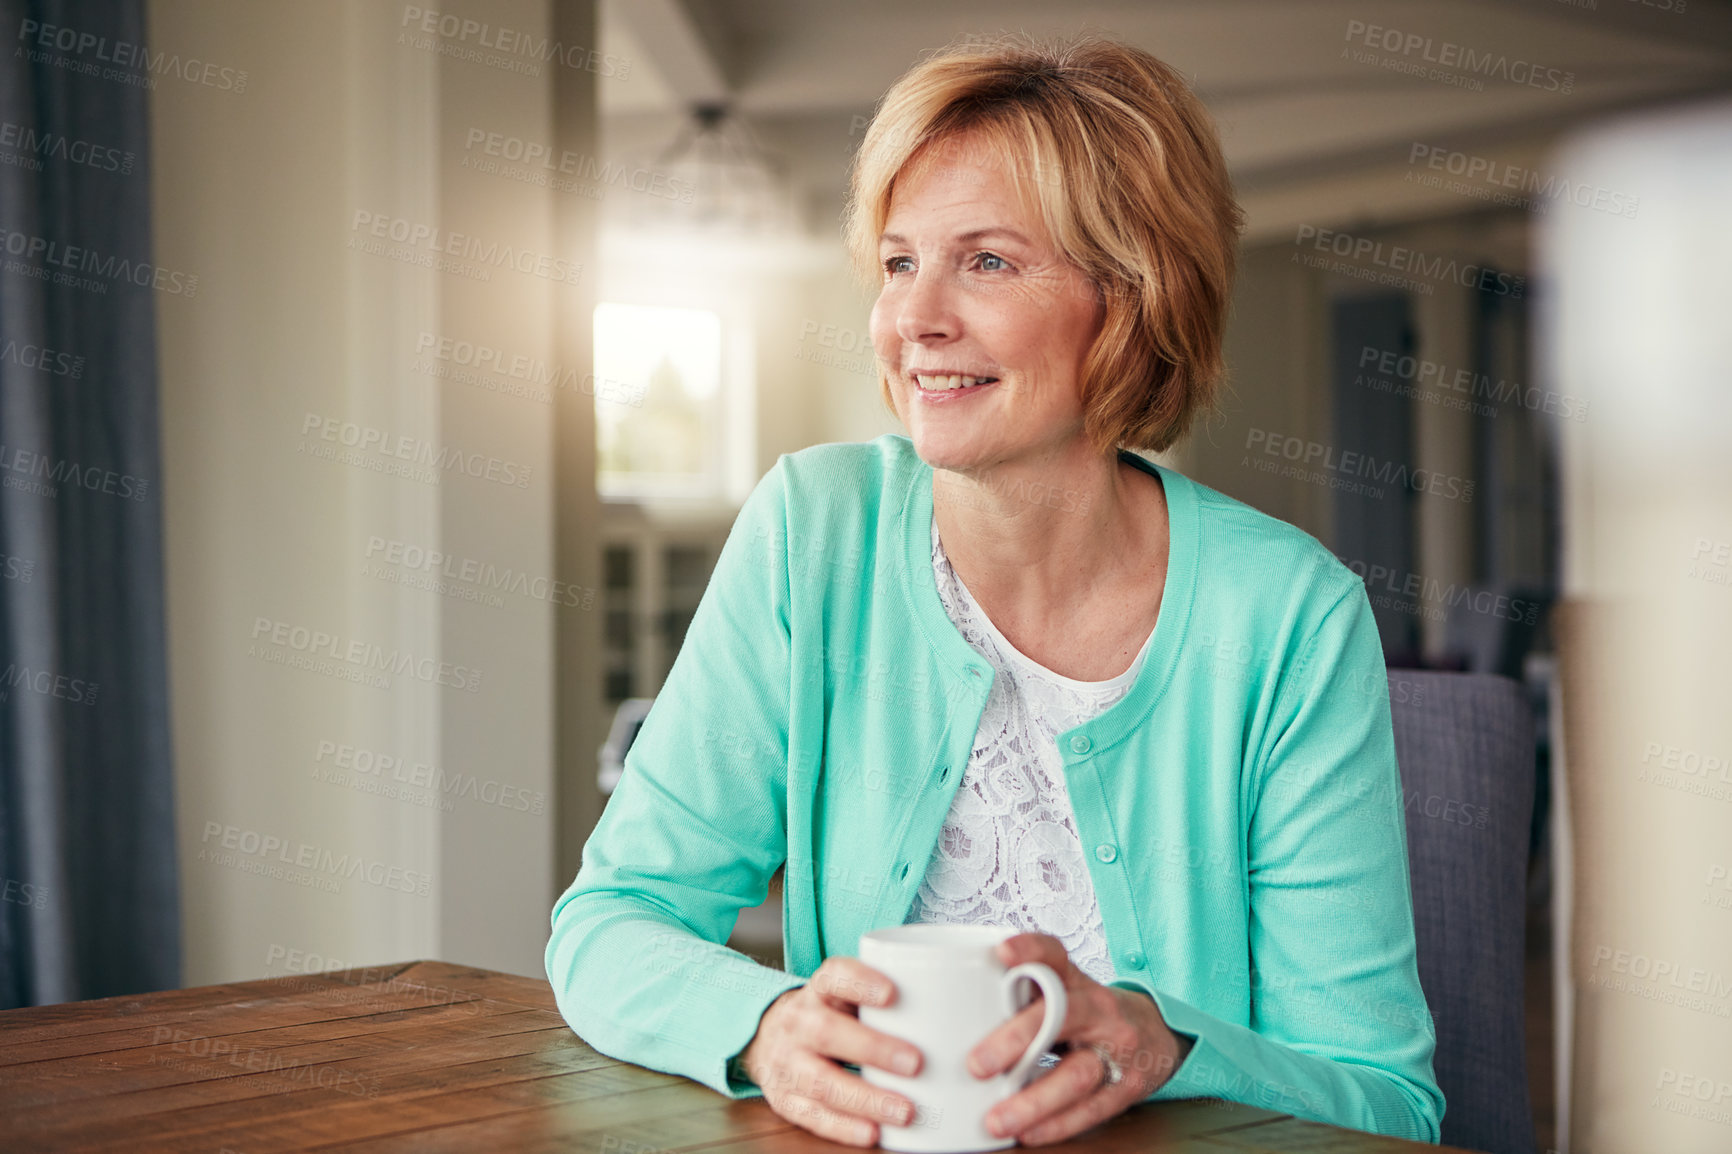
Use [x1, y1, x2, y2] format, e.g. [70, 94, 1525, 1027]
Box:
[896, 444, 1199, 758]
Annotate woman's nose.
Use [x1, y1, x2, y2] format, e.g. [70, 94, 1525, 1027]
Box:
[895, 268, 959, 345]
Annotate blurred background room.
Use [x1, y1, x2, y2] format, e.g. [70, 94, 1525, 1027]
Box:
[3, 1, 1731, 1150]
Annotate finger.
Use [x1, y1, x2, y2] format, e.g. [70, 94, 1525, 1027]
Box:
[992, 932, 1074, 977]
[1017, 1065, 1140, 1146]
[793, 998, 923, 1077]
[776, 1092, 885, 1147]
[968, 998, 1054, 1078]
[810, 957, 898, 1009]
[984, 1050, 1122, 1143]
[975, 965, 1138, 1075]
[774, 1059, 916, 1131]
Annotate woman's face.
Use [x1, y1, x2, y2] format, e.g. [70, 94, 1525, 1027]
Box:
[870, 131, 1105, 474]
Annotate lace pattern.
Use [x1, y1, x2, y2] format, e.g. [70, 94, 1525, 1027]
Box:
[905, 514, 1152, 986]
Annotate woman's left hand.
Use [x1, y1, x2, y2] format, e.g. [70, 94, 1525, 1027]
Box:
[970, 933, 1192, 1145]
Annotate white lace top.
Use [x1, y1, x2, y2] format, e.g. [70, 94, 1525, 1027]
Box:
[905, 513, 1155, 985]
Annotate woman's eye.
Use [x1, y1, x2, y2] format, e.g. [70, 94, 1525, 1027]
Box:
[975, 252, 1008, 272]
[883, 256, 914, 276]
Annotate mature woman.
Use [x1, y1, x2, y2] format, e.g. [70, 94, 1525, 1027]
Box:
[548, 34, 1443, 1147]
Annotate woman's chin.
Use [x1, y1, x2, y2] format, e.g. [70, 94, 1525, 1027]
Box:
[909, 430, 989, 474]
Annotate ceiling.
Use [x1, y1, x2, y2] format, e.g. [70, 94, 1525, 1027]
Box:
[597, 0, 1732, 240]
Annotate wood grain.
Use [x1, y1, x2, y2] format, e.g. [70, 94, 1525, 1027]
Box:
[0, 962, 1474, 1153]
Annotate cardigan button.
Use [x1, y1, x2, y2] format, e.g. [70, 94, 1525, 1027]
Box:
[1095, 844, 1118, 864]
[1123, 951, 1146, 970]
[1068, 734, 1092, 754]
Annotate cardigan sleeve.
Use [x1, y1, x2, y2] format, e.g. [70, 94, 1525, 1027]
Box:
[1113, 585, 1445, 1143]
[545, 458, 806, 1098]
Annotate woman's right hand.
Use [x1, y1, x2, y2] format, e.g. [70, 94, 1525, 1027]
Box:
[736, 957, 924, 1146]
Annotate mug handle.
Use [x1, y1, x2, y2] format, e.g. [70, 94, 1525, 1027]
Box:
[999, 962, 1068, 1088]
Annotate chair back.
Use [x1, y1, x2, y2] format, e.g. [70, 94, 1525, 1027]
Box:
[1387, 670, 1537, 1154]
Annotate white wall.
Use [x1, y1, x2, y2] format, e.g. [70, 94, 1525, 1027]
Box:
[151, 0, 596, 984]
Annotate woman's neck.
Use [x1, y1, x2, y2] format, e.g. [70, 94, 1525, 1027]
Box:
[931, 451, 1167, 622]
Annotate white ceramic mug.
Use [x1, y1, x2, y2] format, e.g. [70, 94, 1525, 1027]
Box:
[857, 924, 1068, 1153]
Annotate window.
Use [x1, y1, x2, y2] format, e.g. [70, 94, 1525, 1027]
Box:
[594, 302, 726, 500]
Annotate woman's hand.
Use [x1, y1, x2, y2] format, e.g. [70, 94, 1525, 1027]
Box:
[736, 957, 923, 1147]
[972, 933, 1191, 1145]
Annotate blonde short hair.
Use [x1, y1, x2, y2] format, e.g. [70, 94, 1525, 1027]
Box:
[844, 33, 1243, 455]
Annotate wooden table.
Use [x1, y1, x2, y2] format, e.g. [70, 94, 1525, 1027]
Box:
[0, 961, 1468, 1152]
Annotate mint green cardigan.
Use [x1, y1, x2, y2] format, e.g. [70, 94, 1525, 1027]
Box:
[547, 434, 1443, 1142]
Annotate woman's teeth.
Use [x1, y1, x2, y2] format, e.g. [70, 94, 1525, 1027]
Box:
[916, 374, 997, 391]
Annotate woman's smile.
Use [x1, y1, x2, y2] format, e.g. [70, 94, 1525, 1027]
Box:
[909, 370, 1000, 401]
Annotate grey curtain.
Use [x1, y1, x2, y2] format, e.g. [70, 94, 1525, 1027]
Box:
[0, 0, 180, 1007]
